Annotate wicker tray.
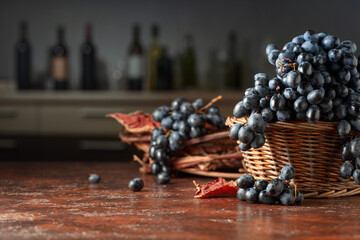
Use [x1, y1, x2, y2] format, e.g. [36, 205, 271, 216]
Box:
[227, 117, 360, 198]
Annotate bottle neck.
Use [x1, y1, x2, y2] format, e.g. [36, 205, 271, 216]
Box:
[57, 28, 64, 45]
[85, 24, 92, 42]
[20, 22, 27, 41]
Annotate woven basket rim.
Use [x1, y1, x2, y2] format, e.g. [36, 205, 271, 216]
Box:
[227, 116, 340, 131]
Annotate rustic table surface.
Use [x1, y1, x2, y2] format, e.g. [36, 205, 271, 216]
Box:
[1, 161, 360, 240]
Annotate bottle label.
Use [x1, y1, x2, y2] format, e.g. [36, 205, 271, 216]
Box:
[51, 57, 68, 81]
[128, 55, 143, 79]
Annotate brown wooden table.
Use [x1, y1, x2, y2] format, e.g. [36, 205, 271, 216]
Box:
[1, 161, 360, 239]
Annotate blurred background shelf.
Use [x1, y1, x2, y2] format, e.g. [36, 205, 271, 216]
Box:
[0, 89, 241, 160]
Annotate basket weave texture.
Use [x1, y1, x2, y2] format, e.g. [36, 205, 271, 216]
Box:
[227, 117, 360, 198]
[109, 111, 244, 178]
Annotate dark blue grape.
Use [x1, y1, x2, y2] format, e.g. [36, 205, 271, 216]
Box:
[279, 189, 295, 206]
[192, 98, 204, 110]
[151, 162, 162, 174]
[279, 165, 295, 180]
[283, 88, 298, 101]
[321, 35, 340, 50]
[259, 190, 276, 204]
[243, 94, 260, 110]
[304, 30, 319, 42]
[156, 172, 171, 184]
[248, 113, 266, 133]
[89, 174, 101, 183]
[171, 97, 187, 111]
[319, 98, 333, 113]
[294, 96, 309, 112]
[261, 108, 274, 122]
[298, 61, 313, 76]
[251, 133, 265, 149]
[337, 120, 351, 138]
[151, 127, 165, 140]
[353, 170, 360, 185]
[270, 94, 285, 111]
[238, 126, 254, 144]
[301, 40, 319, 54]
[306, 105, 321, 123]
[341, 142, 353, 161]
[233, 101, 250, 118]
[128, 178, 144, 192]
[237, 188, 246, 201]
[236, 175, 255, 189]
[254, 179, 268, 192]
[245, 188, 258, 203]
[266, 179, 284, 197]
[229, 123, 242, 140]
[292, 35, 305, 45]
[239, 142, 251, 151]
[297, 82, 313, 96]
[339, 161, 354, 179]
[266, 44, 277, 55]
[351, 138, 360, 157]
[254, 73, 269, 86]
[268, 49, 280, 65]
[276, 110, 291, 122]
[307, 89, 324, 105]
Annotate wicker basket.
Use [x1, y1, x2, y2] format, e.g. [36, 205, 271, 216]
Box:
[109, 111, 245, 178]
[227, 117, 360, 198]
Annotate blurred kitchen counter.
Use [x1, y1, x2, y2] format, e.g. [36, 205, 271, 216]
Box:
[0, 90, 242, 136]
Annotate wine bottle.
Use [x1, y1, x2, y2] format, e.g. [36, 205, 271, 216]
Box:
[81, 24, 97, 90]
[147, 24, 163, 90]
[156, 48, 172, 90]
[51, 26, 68, 90]
[127, 24, 143, 91]
[225, 32, 241, 89]
[15, 21, 31, 90]
[180, 34, 197, 89]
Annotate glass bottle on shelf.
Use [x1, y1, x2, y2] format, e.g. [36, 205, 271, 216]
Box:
[51, 26, 68, 90]
[225, 31, 241, 90]
[126, 23, 144, 91]
[156, 48, 172, 90]
[180, 34, 197, 89]
[147, 24, 163, 91]
[15, 21, 31, 90]
[81, 24, 97, 90]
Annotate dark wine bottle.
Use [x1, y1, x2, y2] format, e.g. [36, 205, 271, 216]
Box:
[180, 34, 197, 89]
[156, 48, 172, 90]
[148, 24, 163, 90]
[127, 24, 143, 91]
[15, 21, 31, 90]
[81, 24, 96, 90]
[51, 26, 68, 90]
[225, 32, 241, 89]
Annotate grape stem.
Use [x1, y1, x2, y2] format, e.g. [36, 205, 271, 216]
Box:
[197, 95, 222, 113]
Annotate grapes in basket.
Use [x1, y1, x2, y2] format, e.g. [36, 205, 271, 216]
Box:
[149, 96, 227, 184]
[230, 30, 360, 185]
[236, 165, 304, 205]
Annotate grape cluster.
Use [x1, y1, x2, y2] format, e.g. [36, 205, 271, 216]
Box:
[236, 165, 304, 205]
[149, 97, 226, 184]
[232, 30, 360, 184]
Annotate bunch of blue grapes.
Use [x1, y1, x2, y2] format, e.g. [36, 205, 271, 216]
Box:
[149, 97, 226, 184]
[231, 30, 360, 184]
[236, 165, 304, 205]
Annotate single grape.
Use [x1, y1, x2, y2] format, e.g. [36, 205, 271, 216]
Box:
[238, 126, 254, 144]
[350, 138, 360, 157]
[156, 172, 171, 184]
[233, 101, 250, 118]
[88, 174, 101, 183]
[229, 123, 242, 140]
[353, 169, 360, 185]
[151, 162, 162, 175]
[339, 161, 354, 179]
[237, 188, 246, 201]
[259, 190, 276, 204]
[248, 113, 266, 133]
[270, 94, 286, 111]
[245, 188, 259, 203]
[128, 178, 144, 192]
[279, 189, 295, 206]
[254, 179, 268, 192]
[236, 175, 255, 189]
[251, 133, 266, 149]
[266, 179, 284, 197]
[337, 120, 351, 138]
[279, 165, 296, 181]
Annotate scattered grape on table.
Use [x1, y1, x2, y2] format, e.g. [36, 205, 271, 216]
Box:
[231, 30, 360, 185]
